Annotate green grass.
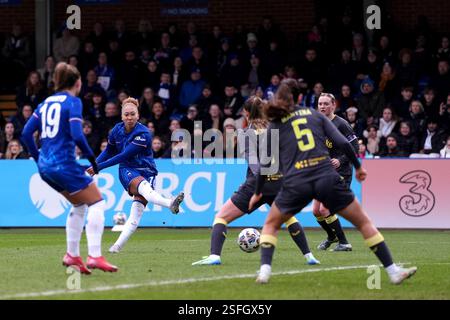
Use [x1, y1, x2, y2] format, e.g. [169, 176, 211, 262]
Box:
[0, 228, 449, 300]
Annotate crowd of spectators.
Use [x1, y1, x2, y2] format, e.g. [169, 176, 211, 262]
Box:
[0, 13, 449, 160]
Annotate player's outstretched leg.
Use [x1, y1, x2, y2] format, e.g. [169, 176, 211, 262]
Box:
[193, 200, 243, 266]
[85, 200, 118, 272]
[285, 216, 320, 265]
[63, 204, 91, 274]
[109, 200, 145, 253]
[137, 179, 184, 214]
[339, 199, 417, 284]
[313, 200, 338, 250]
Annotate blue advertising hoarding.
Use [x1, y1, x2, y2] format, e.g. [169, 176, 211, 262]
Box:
[0, 160, 360, 227]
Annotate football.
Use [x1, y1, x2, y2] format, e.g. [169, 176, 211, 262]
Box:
[237, 228, 260, 253]
[113, 212, 127, 225]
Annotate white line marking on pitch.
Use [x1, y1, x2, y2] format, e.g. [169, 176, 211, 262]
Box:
[0, 264, 376, 299]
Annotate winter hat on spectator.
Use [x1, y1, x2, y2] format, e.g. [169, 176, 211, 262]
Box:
[191, 66, 201, 74]
[346, 106, 358, 114]
[360, 77, 375, 92]
[247, 33, 258, 43]
[223, 118, 236, 129]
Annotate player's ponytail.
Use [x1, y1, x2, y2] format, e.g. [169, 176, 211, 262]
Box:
[243, 96, 268, 130]
[53, 62, 81, 92]
[265, 83, 294, 120]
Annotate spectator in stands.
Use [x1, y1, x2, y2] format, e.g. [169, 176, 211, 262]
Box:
[345, 107, 365, 138]
[298, 47, 324, 88]
[196, 84, 220, 119]
[222, 118, 238, 158]
[107, 37, 123, 70]
[118, 49, 145, 96]
[154, 32, 176, 71]
[111, 19, 132, 51]
[157, 72, 176, 113]
[203, 103, 224, 132]
[223, 84, 244, 118]
[53, 27, 80, 63]
[247, 53, 268, 90]
[435, 36, 450, 62]
[377, 35, 393, 62]
[396, 48, 417, 89]
[180, 105, 200, 134]
[10, 104, 32, 136]
[170, 56, 188, 92]
[356, 77, 385, 124]
[148, 101, 170, 138]
[117, 88, 130, 104]
[78, 40, 97, 77]
[1, 23, 31, 89]
[357, 138, 373, 159]
[99, 138, 108, 155]
[440, 136, 450, 158]
[421, 87, 440, 117]
[2, 139, 28, 159]
[83, 120, 100, 154]
[264, 74, 281, 100]
[378, 61, 399, 103]
[419, 117, 447, 154]
[179, 67, 206, 111]
[335, 84, 356, 117]
[180, 34, 199, 63]
[302, 82, 324, 109]
[98, 101, 121, 139]
[139, 87, 158, 121]
[396, 121, 419, 156]
[379, 107, 398, 139]
[329, 49, 358, 92]
[407, 100, 427, 135]
[86, 22, 109, 53]
[430, 59, 450, 102]
[263, 39, 286, 77]
[142, 60, 161, 92]
[164, 119, 182, 144]
[351, 33, 366, 63]
[83, 90, 106, 127]
[15, 71, 47, 110]
[167, 23, 182, 50]
[152, 136, 166, 159]
[392, 86, 415, 120]
[94, 52, 116, 96]
[0, 122, 18, 157]
[133, 19, 156, 53]
[438, 94, 450, 132]
[68, 54, 79, 68]
[363, 125, 382, 155]
[37, 55, 56, 93]
[220, 53, 246, 89]
[379, 134, 405, 157]
[80, 69, 106, 106]
[145, 120, 155, 135]
[358, 48, 382, 85]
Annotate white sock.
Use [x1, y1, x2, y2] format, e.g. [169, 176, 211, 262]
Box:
[66, 204, 87, 257]
[385, 263, 401, 276]
[86, 200, 105, 258]
[209, 254, 220, 259]
[304, 252, 313, 260]
[138, 180, 171, 208]
[113, 201, 145, 249]
[260, 264, 272, 274]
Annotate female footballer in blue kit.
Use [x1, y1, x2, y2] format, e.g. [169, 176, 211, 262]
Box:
[22, 62, 117, 274]
[86, 97, 184, 253]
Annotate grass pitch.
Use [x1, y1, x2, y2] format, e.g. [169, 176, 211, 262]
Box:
[0, 228, 449, 300]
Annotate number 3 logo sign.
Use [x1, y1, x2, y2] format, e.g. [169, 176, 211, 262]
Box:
[399, 170, 436, 217]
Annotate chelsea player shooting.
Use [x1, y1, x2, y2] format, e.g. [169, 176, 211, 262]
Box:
[86, 97, 184, 253]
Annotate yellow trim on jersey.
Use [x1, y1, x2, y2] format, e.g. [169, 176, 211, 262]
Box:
[260, 234, 278, 247]
[285, 216, 298, 228]
[213, 218, 228, 226]
[365, 233, 385, 247]
[325, 215, 338, 224]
